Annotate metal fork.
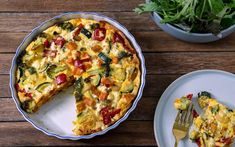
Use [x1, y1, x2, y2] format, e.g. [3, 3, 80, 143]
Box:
[172, 104, 194, 147]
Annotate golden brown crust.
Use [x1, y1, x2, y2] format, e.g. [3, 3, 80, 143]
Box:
[31, 77, 75, 113]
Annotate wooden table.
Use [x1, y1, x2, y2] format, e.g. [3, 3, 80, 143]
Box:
[1, 0, 235, 146]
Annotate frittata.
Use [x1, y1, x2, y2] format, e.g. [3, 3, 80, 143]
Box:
[174, 92, 235, 147]
[190, 92, 235, 147]
[174, 94, 192, 111]
[15, 18, 141, 135]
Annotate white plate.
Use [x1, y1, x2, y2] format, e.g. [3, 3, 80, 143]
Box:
[9, 12, 146, 140]
[154, 70, 235, 147]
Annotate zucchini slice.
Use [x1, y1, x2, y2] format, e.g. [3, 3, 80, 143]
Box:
[58, 22, 74, 31]
[118, 51, 132, 60]
[46, 65, 67, 79]
[87, 68, 104, 75]
[81, 28, 92, 38]
[90, 74, 101, 86]
[28, 67, 36, 75]
[98, 52, 111, 63]
[35, 82, 51, 93]
[38, 63, 50, 73]
[112, 68, 126, 81]
[74, 77, 83, 102]
[17, 67, 24, 81]
[120, 80, 134, 93]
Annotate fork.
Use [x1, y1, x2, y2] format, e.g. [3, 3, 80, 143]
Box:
[172, 104, 194, 147]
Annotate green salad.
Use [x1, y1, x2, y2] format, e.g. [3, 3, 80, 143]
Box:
[134, 0, 235, 34]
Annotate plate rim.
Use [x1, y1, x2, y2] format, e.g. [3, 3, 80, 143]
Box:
[9, 12, 146, 140]
[153, 69, 235, 146]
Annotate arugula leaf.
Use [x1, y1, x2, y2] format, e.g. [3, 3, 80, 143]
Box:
[134, 2, 159, 14]
[221, 17, 235, 29]
[208, 0, 224, 14]
[134, 0, 235, 34]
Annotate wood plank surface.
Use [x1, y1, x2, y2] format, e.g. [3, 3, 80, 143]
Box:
[2, 31, 235, 53]
[1, 0, 235, 146]
[2, 52, 235, 75]
[0, 13, 157, 33]
[0, 0, 143, 12]
[0, 121, 156, 146]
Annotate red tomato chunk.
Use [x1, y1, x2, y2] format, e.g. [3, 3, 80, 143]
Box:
[55, 73, 67, 85]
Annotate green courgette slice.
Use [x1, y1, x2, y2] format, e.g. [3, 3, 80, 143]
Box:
[38, 63, 50, 73]
[46, 65, 66, 79]
[90, 74, 101, 86]
[35, 82, 51, 93]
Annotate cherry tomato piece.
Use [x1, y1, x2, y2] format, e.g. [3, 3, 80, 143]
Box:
[55, 73, 67, 85]
[44, 39, 50, 48]
[92, 28, 106, 41]
[54, 36, 65, 47]
[112, 32, 124, 44]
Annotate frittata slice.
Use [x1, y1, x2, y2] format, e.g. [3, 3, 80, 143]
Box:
[190, 92, 235, 147]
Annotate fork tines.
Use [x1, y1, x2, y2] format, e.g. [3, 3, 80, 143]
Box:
[174, 104, 194, 127]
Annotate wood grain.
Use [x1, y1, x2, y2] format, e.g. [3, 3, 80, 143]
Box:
[144, 52, 235, 75]
[2, 52, 235, 74]
[1, 0, 235, 146]
[0, 97, 158, 121]
[0, 0, 143, 12]
[2, 31, 235, 53]
[0, 121, 156, 146]
[134, 31, 235, 52]
[0, 75, 11, 97]
[0, 13, 157, 33]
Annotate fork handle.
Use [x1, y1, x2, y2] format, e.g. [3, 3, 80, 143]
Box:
[174, 141, 178, 147]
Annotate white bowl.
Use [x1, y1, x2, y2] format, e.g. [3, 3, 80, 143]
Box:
[9, 12, 146, 140]
[146, 0, 235, 43]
